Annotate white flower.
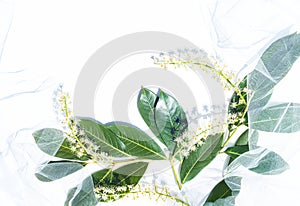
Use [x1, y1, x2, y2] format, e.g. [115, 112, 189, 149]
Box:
[102, 194, 108, 201]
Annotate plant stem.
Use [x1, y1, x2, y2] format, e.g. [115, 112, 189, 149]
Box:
[220, 126, 239, 150]
[170, 155, 182, 190]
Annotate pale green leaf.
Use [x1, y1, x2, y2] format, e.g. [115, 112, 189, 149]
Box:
[64, 176, 97, 206]
[35, 161, 84, 182]
[226, 147, 289, 175]
[251, 102, 300, 133]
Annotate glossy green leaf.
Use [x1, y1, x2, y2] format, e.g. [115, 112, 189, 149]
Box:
[78, 118, 130, 158]
[154, 89, 188, 152]
[249, 33, 300, 110]
[33, 128, 88, 160]
[225, 145, 249, 160]
[205, 180, 232, 202]
[35, 161, 84, 182]
[204, 176, 242, 206]
[226, 147, 289, 175]
[106, 122, 166, 160]
[138, 88, 188, 153]
[64, 176, 97, 206]
[92, 162, 148, 202]
[137, 88, 164, 143]
[180, 133, 223, 184]
[251, 102, 300, 133]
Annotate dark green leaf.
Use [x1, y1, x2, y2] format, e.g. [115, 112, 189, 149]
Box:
[204, 176, 242, 206]
[138, 88, 188, 153]
[64, 176, 97, 206]
[93, 162, 148, 186]
[106, 122, 166, 160]
[251, 102, 300, 133]
[225, 145, 249, 160]
[205, 180, 232, 203]
[137, 87, 164, 142]
[35, 161, 84, 182]
[92, 162, 148, 202]
[180, 133, 223, 184]
[78, 118, 130, 157]
[154, 89, 188, 152]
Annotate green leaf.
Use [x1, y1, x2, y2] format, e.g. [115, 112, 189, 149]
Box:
[180, 133, 223, 184]
[137, 88, 164, 142]
[92, 162, 148, 202]
[249, 151, 289, 175]
[64, 187, 77, 206]
[78, 118, 130, 158]
[226, 130, 249, 165]
[204, 176, 242, 206]
[247, 70, 275, 110]
[35, 161, 84, 182]
[251, 102, 300, 133]
[249, 33, 300, 110]
[33, 128, 88, 160]
[225, 145, 249, 160]
[93, 162, 148, 186]
[235, 129, 248, 146]
[205, 180, 232, 203]
[226, 147, 289, 175]
[137, 88, 188, 153]
[33, 128, 65, 156]
[57, 139, 89, 160]
[106, 122, 166, 160]
[154, 89, 188, 152]
[260, 33, 300, 83]
[228, 76, 248, 131]
[64, 176, 97, 206]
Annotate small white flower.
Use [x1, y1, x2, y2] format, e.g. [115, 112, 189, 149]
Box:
[102, 194, 108, 201]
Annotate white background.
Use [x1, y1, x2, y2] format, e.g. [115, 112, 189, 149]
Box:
[1, 0, 300, 205]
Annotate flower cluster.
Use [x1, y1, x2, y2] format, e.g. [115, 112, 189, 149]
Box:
[94, 185, 129, 201]
[93, 183, 188, 205]
[175, 119, 225, 157]
[53, 86, 87, 157]
[152, 49, 237, 91]
[53, 85, 114, 164]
